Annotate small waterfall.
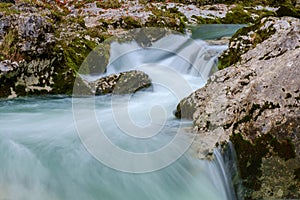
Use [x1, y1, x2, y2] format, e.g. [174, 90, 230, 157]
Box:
[212, 142, 244, 200]
[81, 34, 227, 82]
[0, 31, 241, 200]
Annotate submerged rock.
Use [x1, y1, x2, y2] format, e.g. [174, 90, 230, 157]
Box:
[93, 70, 151, 95]
[176, 16, 300, 199]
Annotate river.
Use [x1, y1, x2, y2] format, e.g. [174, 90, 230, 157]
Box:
[0, 26, 242, 200]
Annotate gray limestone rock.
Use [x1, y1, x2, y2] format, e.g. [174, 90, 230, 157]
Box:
[176, 16, 300, 199]
[93, 70, 152, 95]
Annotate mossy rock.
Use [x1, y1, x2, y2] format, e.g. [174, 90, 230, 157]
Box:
[218, 17, 276, 69]
[221, 5, 255, 24]
[0, 29, 22, 61]
[231, 116, 300, 199]
[276, 3, 300, 17]
[122, 16, 142, 29]
[54, 37, 98, 73]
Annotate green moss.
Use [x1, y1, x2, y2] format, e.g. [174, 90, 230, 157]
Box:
[67, 16, 86, 28]
[0, 30, 23, 61]
[85, 27, 111, 40]
[188, 2, 276, 25]
[230, 133, 268, 192]
[145, 6, 186, 32]
[55, 37, 97, 74]
[191, 15, 222, 24]
[0, 3, 19, 14]
[122, 16, 142, 29]
[51, 65, 75, 95]
[222, 5, 254, 24]
[96, 0, 122, 9]
[276, 3, 300, 17]
[80, 42, 110, 74]
[140, 0, 294, 6]
[231, 117, 299, 199]
[218, 18, 276, 69]
[218, 47, 241, 70]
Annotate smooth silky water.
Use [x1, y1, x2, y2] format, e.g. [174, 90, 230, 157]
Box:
[0, 29, 240, 200]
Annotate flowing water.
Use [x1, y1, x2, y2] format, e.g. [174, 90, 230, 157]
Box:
[0, 29, 240, 200]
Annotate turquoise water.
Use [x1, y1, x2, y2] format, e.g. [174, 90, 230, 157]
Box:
[189, 24, 247, 40]
[0, 32, 239, 200]
[0, 96, 235, 200]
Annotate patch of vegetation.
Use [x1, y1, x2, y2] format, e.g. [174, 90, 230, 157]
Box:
[222, 5, 254, 24]
[54, 38, 97, 73]
[0, 30, 23, 61]
[139, 0, 295, 6]
[191, 15, 222, 24]
[231, 115, 300, 199]
[0, 2, 19, 14]
[122, 16, 142, 29]
[145, 6, 187, 33]
[85, 26, 111, 40]
[96, 0, 122, 9]
[218, 18, 276, 69]
[276, 3, 300, 17]
[190, 3, 276, 25]
[67, 15, 86, 28]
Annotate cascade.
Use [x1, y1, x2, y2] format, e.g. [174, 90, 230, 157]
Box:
[0, 30, 241, 200]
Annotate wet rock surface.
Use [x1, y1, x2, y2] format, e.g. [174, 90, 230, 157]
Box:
[176, 16, 300, 199]
[93, 70, 151, 95]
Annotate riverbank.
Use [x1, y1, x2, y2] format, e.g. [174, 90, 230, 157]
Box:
[1, 0, 298, 99]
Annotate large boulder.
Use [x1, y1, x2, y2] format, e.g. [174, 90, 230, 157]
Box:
[0, 3, 103, 99]
[176, 16, 300, 199]
[0, 12, 71, 98]
[92, 70, 152, 95]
